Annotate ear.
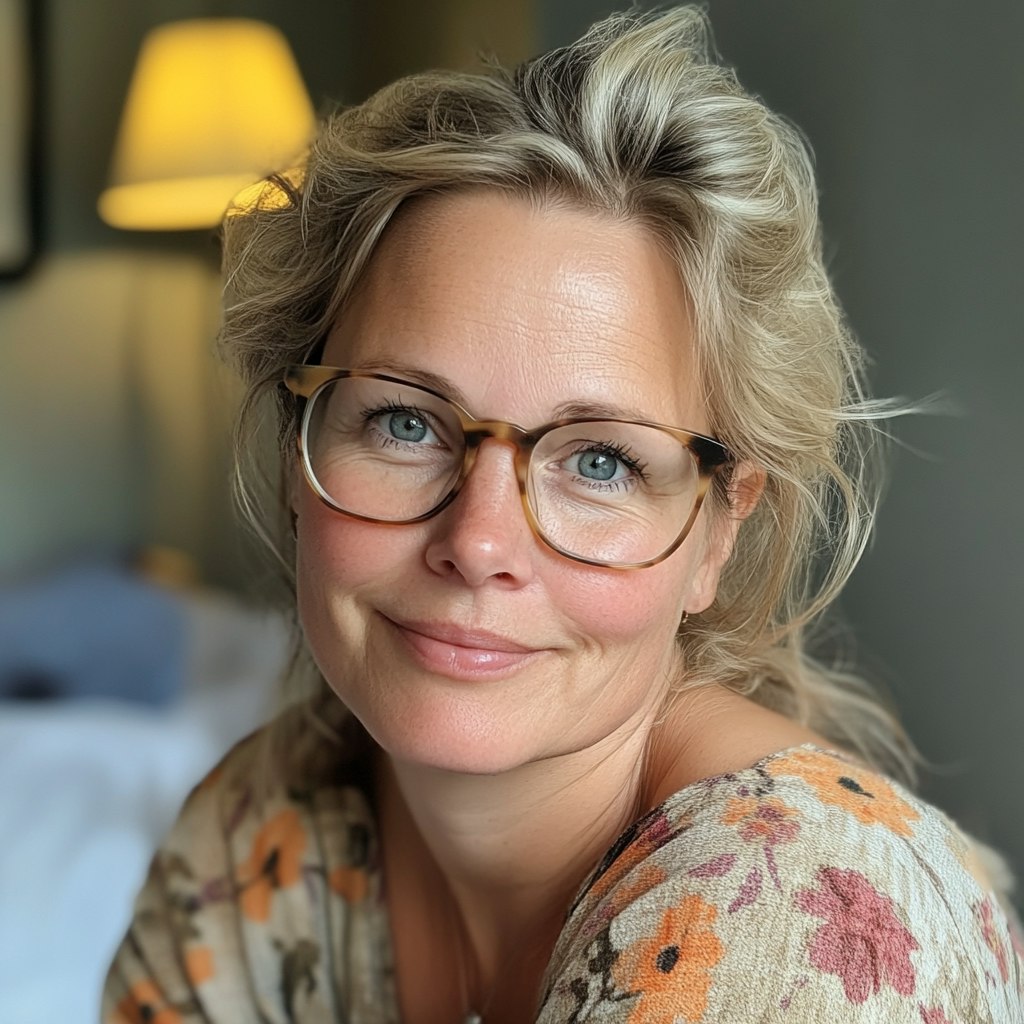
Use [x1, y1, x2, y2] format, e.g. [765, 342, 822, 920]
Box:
[726, 460, 765, 524]
[683, 461, 765, 614]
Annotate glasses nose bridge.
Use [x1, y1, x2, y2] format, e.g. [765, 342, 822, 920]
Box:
[459, 418, 534, 495]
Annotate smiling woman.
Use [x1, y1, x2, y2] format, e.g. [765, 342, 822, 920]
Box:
[102, 7, 1023, 1024]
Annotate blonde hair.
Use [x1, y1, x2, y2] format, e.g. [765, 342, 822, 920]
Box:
[220, 6, 918, 786]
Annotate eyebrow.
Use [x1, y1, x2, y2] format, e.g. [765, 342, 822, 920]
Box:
[351, 359, 653, 424]
[352, 359, 473, 407]
[552, 399, 652, 422]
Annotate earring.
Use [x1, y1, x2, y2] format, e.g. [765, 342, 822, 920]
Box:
[680, 611, 689, 626]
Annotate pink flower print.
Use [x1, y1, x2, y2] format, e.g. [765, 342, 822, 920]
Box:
[721, 796, 800, 889]
[727, 866, 763, 913]
[975, 897, 1010, 983]
[919, 1006, 954, 1024]
[721, 796, 800, 848]
[687, 853, 736, 880]
[796, 867, 919, 1004]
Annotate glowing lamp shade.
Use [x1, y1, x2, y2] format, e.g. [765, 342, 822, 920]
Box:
[99, 19, 314, 230]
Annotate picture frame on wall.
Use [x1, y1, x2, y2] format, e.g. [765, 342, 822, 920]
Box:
[0, 0, 41, 279]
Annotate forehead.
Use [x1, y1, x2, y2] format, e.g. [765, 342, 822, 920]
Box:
[323, 190, 705, 428]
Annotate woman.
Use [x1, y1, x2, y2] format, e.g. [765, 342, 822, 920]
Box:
[103, 8, 1022, 1022]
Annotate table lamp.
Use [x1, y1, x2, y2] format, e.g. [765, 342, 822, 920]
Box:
[98, 18, 314, 230]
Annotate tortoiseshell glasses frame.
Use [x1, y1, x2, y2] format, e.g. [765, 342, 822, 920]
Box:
[283, 366, 733, 570]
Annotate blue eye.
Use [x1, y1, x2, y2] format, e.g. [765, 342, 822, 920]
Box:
[575, 450, 619, 481]
[360, 401, 442, 448]
[388, 410, 428, 442]
[566, 441, 645, 487]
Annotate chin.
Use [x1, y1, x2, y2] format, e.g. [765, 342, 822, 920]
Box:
[375, 733, 539, 777]
[353, 695, 548, 776]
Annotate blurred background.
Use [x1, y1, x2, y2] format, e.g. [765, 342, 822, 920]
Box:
[1, 0, 1021, 1018]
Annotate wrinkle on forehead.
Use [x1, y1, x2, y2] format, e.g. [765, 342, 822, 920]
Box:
[358, 189, 694, 331]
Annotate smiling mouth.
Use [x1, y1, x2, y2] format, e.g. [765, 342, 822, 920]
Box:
[382, 615, 547, 679]
[393, 617, 538, 652]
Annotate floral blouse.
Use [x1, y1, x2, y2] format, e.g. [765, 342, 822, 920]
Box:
[102, 717, 1024, 1023]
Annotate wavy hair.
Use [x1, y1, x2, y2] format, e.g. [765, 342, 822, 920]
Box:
[219, 6, 918, 786]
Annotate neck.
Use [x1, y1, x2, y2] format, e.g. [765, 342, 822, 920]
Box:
[376, 714, 656, 994]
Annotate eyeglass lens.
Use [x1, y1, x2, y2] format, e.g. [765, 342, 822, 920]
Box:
[302, 376, 701, 565]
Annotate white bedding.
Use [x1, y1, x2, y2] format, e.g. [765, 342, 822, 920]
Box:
[0, 590, 290, 1024]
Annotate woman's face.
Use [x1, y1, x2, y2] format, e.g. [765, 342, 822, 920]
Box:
[294, 191, 741, 775]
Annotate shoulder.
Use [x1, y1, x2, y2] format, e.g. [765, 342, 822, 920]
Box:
[540, 745, 1024, 1023]
[102, 699, 386, 1022]
[158, 696, 382, 932]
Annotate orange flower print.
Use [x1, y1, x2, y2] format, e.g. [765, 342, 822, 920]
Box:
[586, 809, 686, 910]
[768, 749, 920, 837]
[721, 796, 800, 846]
[796, 867, 918, 1004]
[185, 945, 215, 987]
[602, 863, 671, 924]
[975, 896, 1010, 983]
[237, 808, 307, 922]
[719, 796, 800, 895]
[612, 894, 724, 1023]
[113, 981, 182, 1024]
[329, 864, 369, 903]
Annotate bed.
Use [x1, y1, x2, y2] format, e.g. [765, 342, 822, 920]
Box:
[0, 578, 290, 1023]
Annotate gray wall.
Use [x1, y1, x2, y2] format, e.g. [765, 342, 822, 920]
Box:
[542, 2, 1024, 892]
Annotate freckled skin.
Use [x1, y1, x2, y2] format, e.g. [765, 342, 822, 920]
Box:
[293, 190, 739, 776]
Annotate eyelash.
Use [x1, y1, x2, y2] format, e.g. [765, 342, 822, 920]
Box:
[357, 404, 650, 481]
[570, 440, 649, 479]
[360, 400, 433, 426]
[357, 400, 444, 449]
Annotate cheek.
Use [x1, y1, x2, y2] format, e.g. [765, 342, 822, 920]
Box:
[293, 496, 428, 699]
[549, 558, 691, 650]
[293, 492, 419, 619]
[555, 518, 719, 651]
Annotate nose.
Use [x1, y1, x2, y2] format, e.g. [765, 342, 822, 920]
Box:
[423, 439, 536, 588]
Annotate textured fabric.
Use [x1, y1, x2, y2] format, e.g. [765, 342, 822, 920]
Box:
[101, 715, 1024, 1023]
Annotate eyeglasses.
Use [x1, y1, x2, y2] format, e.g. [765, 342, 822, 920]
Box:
[283, 366, 732, 569]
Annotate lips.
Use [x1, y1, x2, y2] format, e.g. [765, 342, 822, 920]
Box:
[382, 614, 547, 679]
[392, 618, 538, 652]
